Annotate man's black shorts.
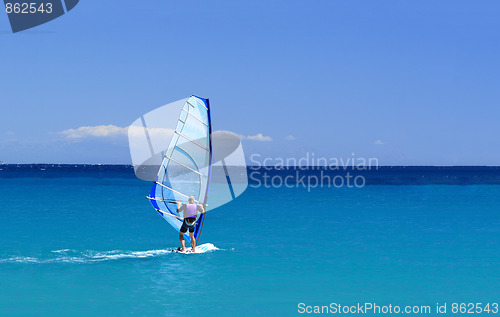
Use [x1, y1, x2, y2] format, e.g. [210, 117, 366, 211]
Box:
[180, 218, 196, 233]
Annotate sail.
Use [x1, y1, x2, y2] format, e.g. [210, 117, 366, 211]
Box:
[147, 96, 212, 244]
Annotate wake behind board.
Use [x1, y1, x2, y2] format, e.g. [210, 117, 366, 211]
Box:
[172, 243, 218, 254]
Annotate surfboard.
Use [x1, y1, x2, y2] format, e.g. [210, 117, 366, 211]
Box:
[172, 243, 218, 254]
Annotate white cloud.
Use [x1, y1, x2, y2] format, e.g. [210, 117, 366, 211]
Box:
[246, 133, 273, 142]
[60, 125, 129, 139]
[61, 125, 176, 145]
[285, 135, 296, 140]
[374, 139, 385, 145]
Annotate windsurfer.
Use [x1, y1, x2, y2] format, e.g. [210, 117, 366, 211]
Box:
[176, 196, 206, 252]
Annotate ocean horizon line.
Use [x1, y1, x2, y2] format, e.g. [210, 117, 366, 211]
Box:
[1, 163, 500, 168]
[1, 164, 500, 185]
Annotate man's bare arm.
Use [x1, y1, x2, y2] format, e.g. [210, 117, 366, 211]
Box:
[176, 203, 185, 213]
[197, 204, 206, 214]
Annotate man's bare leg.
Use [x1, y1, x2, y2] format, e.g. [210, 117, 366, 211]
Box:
[189, 232, 196, 253]
[179, 233, 186, 251]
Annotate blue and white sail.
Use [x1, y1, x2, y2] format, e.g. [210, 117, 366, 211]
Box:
[128, 96, 248, 244]
[147, 96, 212, 243]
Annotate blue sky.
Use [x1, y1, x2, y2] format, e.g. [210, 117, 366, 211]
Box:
[1, 1, 499, 165]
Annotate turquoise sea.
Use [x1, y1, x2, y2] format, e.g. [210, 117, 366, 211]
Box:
[1, 166, 499, 316]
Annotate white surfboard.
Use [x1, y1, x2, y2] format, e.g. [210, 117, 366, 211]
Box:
[172, 243, 218, 254]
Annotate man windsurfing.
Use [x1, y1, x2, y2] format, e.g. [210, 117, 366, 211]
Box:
[176, 196, 205, 252]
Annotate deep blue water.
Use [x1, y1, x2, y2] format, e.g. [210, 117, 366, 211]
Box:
[0, 166, 499, 316]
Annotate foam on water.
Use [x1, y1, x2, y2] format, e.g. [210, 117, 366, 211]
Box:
[0, 244, 220, 264]
[51, 249, 72, 254]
